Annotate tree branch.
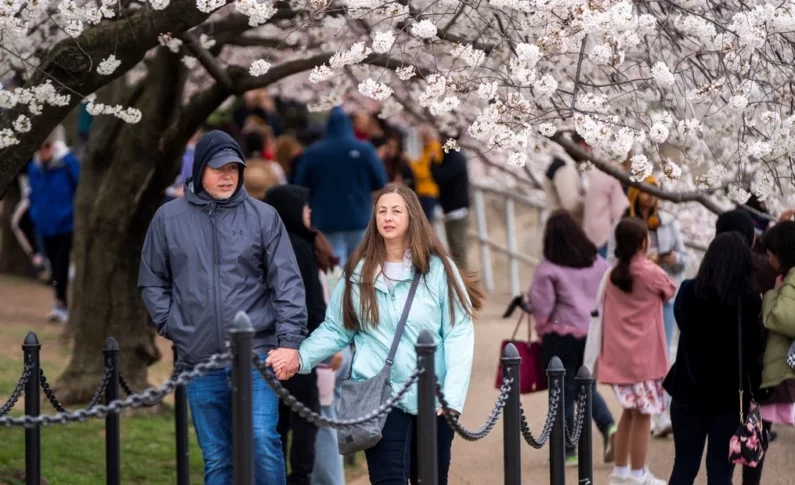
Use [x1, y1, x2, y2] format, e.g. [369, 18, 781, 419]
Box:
[183, 32, 234, 91]
[552, 133, 728, 215]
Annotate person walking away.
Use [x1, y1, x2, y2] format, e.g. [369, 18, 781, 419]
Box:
[542, 151, 584, 226]
[664, 232, 763, 484]
[607, 175, 687, 437]
[528, 210, 617, 466]
[165, 128, 203, 201]
[268, 184, 484, 485]
[715, 208, 779, 485]
[599, 217, 676, 485]
[430, 133, 471, 271]
[266, 185, 330, 485]
[410, 126, 443, 221]
[294, 106, 388, 266]
[138, 130, 308, 485]
[582, 137, 629, 257]
[275, 134, 304, 185]
[27, 126, 80, 323]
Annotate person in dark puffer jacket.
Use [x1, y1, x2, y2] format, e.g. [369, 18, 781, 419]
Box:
[430, 135, 470, 270]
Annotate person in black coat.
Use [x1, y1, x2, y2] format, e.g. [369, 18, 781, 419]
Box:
[265, 184, 327, 485]
[430, 137, 470, 270]
[664, 232, 764, 485]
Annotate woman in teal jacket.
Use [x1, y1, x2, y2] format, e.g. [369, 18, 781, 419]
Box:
[269, 183, 483, 484]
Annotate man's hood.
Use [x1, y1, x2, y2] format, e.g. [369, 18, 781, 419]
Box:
[190, 130, 247, 195]
[33, 140, 70, 168]
[265, 184, 315, 241]
[325, 106, 354, 139]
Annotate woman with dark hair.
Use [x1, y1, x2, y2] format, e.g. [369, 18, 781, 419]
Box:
[599, 217, 676, 485]
[664, 232, 763, 484]
[528, 210, 617, 466]
[758, 221, 795, 411]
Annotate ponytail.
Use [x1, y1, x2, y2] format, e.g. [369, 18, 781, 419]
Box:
[610, 217, 649, 293]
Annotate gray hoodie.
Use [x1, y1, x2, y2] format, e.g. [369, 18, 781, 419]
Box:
[138, 131, 307, 365]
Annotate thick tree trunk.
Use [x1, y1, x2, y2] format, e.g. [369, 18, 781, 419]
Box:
[0, 179, 32, 277]
[53, 53, 188, 403]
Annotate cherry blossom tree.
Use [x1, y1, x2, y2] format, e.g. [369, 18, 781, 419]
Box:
[2, 0, 795, 398]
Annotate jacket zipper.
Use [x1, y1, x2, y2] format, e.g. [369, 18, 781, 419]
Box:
[208, 203, 224, 355]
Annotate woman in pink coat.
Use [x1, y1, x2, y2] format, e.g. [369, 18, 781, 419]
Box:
[599, 217, 677, 485]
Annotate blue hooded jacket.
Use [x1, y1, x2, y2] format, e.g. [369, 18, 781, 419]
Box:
[27, 142, 80, 237]
[294, 107, 387, 233]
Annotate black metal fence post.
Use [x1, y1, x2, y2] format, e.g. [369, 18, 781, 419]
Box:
[415, 329, 438, 484]
[230, 311, 255, 485]
[501, 343, 521, 485]
[105, 337, 121, 485]
[576, 366, 594, 485]
[547, 356, 566, 485]
[23, 332, 40, 485]
[173, 345, 190, 485]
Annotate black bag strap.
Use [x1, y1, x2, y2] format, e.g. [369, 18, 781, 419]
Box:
[386, 271, 422, 367]
[737, 299, 745, 424]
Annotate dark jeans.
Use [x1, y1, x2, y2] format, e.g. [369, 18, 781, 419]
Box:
[277, 371, 319, 485]
[365, 408, 455, 485]
[42, 232, 73, 306]
[669, 400, 737, 485]
[419, 197, 437, 222]
[540, 333, 615, 454]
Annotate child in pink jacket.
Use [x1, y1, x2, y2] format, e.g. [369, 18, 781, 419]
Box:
[599, 217, 677, 485]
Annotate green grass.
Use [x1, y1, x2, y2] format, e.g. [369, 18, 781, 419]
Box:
[0, 412, 205, 484]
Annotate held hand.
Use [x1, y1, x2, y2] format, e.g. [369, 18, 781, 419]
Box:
[266, 348, 300, 380]
[330, 352, 343, 371]
[776, 275, 784, 290]
[31, 253, 44, 268]
[660, 253, 677, 266]
[438, 408, 459, 417]
[647, 253, 659, 264]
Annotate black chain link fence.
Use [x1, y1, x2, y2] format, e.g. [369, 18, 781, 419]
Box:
[0, 361, 33, 417]
[436, 376, 513, 441]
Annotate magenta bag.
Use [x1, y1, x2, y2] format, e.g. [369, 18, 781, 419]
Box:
[495, 313, 548, 394]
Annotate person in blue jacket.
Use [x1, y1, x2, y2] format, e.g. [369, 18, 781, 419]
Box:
[294, 106, 388, 266]
[27, 126, 80, 323]
[268, 183, 484, 484]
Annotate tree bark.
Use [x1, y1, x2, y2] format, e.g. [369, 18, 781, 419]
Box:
[53, 52, 187, 403]
[0, 178, 31, 276]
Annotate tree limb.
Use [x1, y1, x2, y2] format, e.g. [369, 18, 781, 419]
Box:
[183, 32, 234, 91]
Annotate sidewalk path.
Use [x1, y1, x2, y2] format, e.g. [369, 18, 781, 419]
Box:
[350, 293, 795, 484]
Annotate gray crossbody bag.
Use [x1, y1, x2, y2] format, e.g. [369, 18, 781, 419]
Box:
[336, 271, 422, 454]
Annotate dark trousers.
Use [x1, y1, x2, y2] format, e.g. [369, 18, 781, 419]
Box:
[277, 371, 319, 485]
[669, 400, 737, 485]
[365, 408, 455, 485]
[42, 232, 73, 306]
[540, 333, 615, 454]
[419, 197, 437, 222]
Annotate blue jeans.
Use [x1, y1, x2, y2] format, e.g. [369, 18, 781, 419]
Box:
[325, 230, 366, 266]
[312, 405, 346, 485]
[419, 197, 437, 222]
[663, 298, 675, 357]
[597, 244, 608, 258]
[186, 355, 285, 485]
[365, 408, 455, 485]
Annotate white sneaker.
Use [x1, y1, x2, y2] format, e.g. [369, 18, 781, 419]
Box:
[609, 473, 630, 485]
[627, 469, 666, 485]
[651, 411, 672, 438]
[47, 307, 69, 324]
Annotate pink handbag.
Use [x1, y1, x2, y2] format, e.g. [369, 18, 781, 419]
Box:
[495, 312, 548, 394]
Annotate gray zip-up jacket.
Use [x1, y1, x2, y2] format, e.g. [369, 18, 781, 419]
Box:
[138, 151, 307, 365]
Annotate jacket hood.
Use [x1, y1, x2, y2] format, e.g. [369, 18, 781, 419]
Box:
[33, 140, 70, 168]
[325, 106, 354, 139]
[190, 130, 247, 194]
[265, 184, 315, 241]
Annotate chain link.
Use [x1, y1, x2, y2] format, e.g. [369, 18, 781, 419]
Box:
[119, 368, 181, 407]
[520, 383, 560, 449]
[84, 367, 113, 410]
[436, 376, 513, 441]
[0, 352, 232, 428]
[39, 370, 68, 413]
[254, 357, 421, 429]
[0, 362, 33, 417]
[565, 384, 588, 448]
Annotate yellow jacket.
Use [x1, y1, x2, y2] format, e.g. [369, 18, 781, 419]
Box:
[411, 141, 443, 198]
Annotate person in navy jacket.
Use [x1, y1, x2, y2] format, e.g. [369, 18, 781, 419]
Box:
[27, 126, 80, 323]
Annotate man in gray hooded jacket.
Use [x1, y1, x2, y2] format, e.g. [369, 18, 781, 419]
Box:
[138, 130, 306, 485]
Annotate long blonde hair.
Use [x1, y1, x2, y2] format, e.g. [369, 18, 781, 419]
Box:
[342, 184, 485, 330]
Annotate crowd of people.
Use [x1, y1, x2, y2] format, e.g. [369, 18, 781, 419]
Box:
[533, 137, 795, 485]
[6, 83, 795, 485]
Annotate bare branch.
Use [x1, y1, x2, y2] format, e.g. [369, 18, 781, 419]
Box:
[183, 32, 234, 91]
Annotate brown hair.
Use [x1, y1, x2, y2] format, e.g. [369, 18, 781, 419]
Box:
[275, 135, 302, 178]
[341, 184, 485, 330]
[610, 217, 649, 293]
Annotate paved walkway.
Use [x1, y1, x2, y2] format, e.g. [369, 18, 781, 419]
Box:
[351, 293, 795, 484]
